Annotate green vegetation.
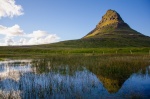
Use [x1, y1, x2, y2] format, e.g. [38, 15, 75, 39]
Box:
[0, 45, 150, 62]
[50, 35, 150, 48]
[0, 45, 150, 58]
[0, 58, 4, 61]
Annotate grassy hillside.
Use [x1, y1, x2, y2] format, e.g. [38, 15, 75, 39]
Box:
[41, 33, 150, 48]
[54, 37, 150, 48]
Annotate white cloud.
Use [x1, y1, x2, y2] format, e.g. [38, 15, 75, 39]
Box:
[26, 30, 48, 38]
[26, 33, 60, 45]
[0, 0, 23, 18]
[0, 25, 60, 46]
[0, 24, 24, 36]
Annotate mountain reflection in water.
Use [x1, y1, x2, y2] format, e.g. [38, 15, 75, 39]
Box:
[0, 56, 150, 99]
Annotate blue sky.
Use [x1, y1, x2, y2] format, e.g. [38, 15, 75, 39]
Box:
[0, 0, 150, 46]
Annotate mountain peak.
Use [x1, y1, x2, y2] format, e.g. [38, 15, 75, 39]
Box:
[83, 9, 133, 38]
[96, 9, 124, 28]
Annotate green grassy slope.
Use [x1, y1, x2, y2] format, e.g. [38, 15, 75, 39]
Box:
[41, 33, 150, 48]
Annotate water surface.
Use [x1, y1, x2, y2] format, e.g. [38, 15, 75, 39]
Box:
[0, 57, 150, 99]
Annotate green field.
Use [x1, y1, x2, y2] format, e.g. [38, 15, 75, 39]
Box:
[0, 45, 150, 58]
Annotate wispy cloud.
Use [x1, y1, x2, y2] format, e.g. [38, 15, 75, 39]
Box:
[0, 25, 60, 46]
[0, 0, 23, 18]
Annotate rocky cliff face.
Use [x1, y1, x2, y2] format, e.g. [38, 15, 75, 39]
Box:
[96, 9, 129, 29]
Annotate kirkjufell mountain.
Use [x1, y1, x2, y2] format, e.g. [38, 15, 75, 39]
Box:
[83, 9, 143, 38]
[46, 9, 150, 47]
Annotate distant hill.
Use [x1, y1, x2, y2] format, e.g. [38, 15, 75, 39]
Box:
[41, 9, 150, 48]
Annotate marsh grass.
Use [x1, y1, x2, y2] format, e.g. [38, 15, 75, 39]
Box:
[31, 54, 150, 93]
[31, 54, 150, 78]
